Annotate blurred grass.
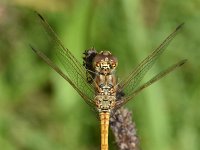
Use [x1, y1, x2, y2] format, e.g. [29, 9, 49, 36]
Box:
[0, 0, 199, 150]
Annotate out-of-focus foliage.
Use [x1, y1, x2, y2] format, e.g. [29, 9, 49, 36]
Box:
[0, 0, 199, 150]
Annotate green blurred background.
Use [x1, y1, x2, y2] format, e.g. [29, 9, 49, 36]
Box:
[0, 0, 199, 150]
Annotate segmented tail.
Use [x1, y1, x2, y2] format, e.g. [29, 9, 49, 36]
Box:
[100, 112, 110, 150]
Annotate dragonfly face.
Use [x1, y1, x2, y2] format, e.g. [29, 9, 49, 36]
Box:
[93, 51, 118, 75]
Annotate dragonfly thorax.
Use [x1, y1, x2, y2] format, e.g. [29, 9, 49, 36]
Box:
[94, 74, 117, 112]
[92, 51, 118, 113]
[95, 94, 116, 113]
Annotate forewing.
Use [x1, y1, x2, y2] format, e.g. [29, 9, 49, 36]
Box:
[118, 24, 184, 98]
[31, 12, 96, 107]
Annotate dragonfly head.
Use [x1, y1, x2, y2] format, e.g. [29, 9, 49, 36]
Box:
[93, 51, 118, 75]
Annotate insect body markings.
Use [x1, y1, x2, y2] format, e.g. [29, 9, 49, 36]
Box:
[84, 50, 118, 113]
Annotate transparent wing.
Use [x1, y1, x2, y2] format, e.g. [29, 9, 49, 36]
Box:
[31, 12, 96, 107]
[115, 59, 187, 108]
[118, 23, 184, 98]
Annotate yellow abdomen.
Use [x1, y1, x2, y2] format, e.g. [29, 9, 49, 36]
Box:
[100, 112, 110, 150]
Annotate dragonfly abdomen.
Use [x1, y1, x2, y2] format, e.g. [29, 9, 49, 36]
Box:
[100, 112, 110, 150]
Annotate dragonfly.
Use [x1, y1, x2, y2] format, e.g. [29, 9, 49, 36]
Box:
[30, 12, 186, 150]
